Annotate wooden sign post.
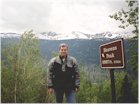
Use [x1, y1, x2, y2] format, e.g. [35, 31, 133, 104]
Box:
[100, 38, 125, 103]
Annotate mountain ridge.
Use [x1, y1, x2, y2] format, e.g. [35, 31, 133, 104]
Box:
[0, 31, 134, 40]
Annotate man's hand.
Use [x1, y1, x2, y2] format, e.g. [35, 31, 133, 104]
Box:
[48, 88, 54, 93]
[75, 88, 79, 92]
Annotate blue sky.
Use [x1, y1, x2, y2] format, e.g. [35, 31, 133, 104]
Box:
[0, 0, 133, 34]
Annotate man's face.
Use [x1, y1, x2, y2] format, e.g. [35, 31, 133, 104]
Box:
[59, 46, 68, 57]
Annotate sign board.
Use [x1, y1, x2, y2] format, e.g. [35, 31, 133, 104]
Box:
[100, 38, 125, 68]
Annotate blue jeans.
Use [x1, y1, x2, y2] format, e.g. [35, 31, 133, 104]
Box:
[54, 89, 75, 103]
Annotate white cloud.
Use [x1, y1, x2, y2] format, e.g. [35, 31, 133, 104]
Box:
[0, 0, 131, 34]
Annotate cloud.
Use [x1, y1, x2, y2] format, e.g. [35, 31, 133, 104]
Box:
[1, 0, 52, 33]
[0, 0, 131, 34]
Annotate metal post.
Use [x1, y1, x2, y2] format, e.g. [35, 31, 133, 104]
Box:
[110, 69, 116, 103]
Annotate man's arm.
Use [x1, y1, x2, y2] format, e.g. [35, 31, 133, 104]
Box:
[73, 58, 80, 91]
[47, 58, 55, 90]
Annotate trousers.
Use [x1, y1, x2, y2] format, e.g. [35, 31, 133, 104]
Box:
[54, 89, 75, 103]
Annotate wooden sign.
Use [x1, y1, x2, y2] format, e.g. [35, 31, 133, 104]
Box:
[100, 38, 125, 68]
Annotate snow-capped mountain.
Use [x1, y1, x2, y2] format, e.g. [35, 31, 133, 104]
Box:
[0, 31, 135, 40]
[0, 33, 21, 38]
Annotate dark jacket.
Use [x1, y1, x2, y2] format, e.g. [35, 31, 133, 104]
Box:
[47, 55, 80, 90]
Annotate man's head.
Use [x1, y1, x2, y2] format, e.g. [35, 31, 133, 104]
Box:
[59, 43, 68, 58]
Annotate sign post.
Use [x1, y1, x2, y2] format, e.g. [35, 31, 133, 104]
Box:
[110, 69, 116, 103]
[99, 38, 125, 103]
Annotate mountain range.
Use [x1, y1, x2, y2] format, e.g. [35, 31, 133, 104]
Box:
[0, 31, 134, 40]
[1, 37, 131, 66]
[1, 31, 136, 68]
[1, 30, 138, 79]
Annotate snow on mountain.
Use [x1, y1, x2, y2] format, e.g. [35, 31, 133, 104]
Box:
[89, 32, 135, 39]
[71, 31, 89, 39]
[0, 33, 21, 38]
[0, 31, 135, 40]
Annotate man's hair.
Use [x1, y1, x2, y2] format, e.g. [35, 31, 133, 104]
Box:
[59, 43, 68, 50]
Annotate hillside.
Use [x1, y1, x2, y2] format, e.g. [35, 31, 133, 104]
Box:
[1, 38, 130, 66]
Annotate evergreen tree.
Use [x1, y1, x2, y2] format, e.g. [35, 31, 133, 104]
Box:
[109, 1, 138, 103]
[109, 0, 138, 78]
[118, 75, 132, 103]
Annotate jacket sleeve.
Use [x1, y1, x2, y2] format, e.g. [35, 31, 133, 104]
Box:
[47, 58, 55, 89]
[73, 58, 80, 89]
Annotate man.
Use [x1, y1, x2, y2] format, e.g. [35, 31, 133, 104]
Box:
[47, 43, 80, 103]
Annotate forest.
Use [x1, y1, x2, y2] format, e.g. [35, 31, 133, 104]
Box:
[1, 0, 138, 103]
